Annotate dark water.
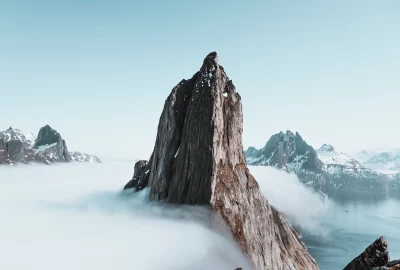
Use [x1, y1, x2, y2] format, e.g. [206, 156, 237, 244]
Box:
[302, 193, 400, 270]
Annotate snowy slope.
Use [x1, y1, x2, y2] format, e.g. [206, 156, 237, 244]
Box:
[317, 144, 362, 169]
[316, 144, 388, 192]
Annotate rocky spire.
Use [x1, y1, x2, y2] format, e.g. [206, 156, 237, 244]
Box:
[124, 52, 318, 270]
[34, 125, 72, 162]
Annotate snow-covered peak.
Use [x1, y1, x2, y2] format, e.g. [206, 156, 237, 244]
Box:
[317, 145, 361, 168]
[0, 127, 36, 148]
[317, 144, 335, 152]
[361, 151, 400, 175]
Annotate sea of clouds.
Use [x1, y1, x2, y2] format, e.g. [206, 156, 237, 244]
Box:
[0, 162, 250, 270]
[0, 161, 333, 270]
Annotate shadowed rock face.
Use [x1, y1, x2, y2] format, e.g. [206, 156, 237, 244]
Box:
[344, 237, 389, 270]
[124, 160, 150, 190]
[124, 52, 318, 270]
[33, 125, 72, 162]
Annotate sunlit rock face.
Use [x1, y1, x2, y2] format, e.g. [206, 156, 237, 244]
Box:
[124, 52, 318, 270]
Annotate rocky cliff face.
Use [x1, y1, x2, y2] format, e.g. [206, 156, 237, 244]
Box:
[245, 132, 389, 193]
[345, 236, 400, 270]
[344, 237, 389, 270]
[124, 160, 150, 190]
[0, 126, 100, 165]
[124, 52, 318, 270]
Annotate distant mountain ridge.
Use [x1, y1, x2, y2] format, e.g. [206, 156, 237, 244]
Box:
[245, 131, 390, 193]
[354, 149, 400, 175]
[0, 125, 100, 165]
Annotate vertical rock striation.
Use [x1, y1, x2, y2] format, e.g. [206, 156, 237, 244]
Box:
[124, 52, 318, 270]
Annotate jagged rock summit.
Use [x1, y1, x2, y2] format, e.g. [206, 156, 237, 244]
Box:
[124, 52, 318, 270]
[318, 143, 335, 152]
[0, 125, 100, 165]
[344, 236, 389, 270]
[345, 236, 400, 270]
[33, 125, 72, 163]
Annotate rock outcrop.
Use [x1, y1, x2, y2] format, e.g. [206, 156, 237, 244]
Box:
[124, 52, 318, 270]
[33, 125, 72, 162]
[344, 237, 390, 270]
[372, 260, 400, 270]
[124, 160, 150, 190]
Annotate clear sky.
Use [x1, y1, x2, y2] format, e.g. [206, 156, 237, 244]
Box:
[1, 0, 399, 159]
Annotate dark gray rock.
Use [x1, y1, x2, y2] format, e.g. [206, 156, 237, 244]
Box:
[124, 160, 150, 190]
[0, 139, 9, 164]
[372, 260, 400, 269]
[125, 52, 318, 270]
[33, 125, 72, 162]
[5, 140, 25, 162]
[245, 131, 331, 191]
[344, 236, 389, 270]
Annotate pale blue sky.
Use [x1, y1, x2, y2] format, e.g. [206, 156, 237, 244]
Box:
[1, 0, 399, 159]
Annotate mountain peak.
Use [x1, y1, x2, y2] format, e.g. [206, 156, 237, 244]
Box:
[6, 126, 18, 131]
[202, 51, 218, 67]
[318, 144, 335, 152]
[124, 53, 317, 269]
[285, 130, 295, 136]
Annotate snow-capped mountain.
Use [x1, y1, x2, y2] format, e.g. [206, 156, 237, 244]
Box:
[316, 144, 388, 192]
[245, 131, 390, 193]
[359, 151, 400, 175]
[0, 125, 101, 165]
[352, 149, 379, 163]
[70, 151, 101, 163]
[317, 144, 363, 170]
[0, 127, 36, 149]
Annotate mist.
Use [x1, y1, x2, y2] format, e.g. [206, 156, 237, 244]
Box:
[0, 162, 251, 270]
[250, 166, 331, 235]
[2, 162, 398, 270]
